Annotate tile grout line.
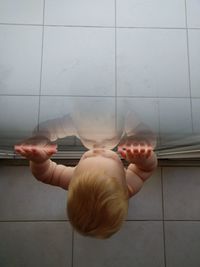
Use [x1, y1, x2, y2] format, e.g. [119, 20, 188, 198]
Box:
[156, 98, 162, 149]
[1, 94, 199, 99]
[1, 219, 200, 222]
[184, 0, 195, 134]
[161, 167, 167, 267]
[72, 229, 74, 267]
[0, 22, 200, 30]
[37, 0, 46, 131]
[114, 0, 117, 135]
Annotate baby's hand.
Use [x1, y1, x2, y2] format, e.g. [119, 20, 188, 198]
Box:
[14, 136, 57, 163]
[117, 140, 153, 164]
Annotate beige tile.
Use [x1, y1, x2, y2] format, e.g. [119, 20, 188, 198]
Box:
[127, 168, 162, 220]
[0, 221, 72, 267]
[163, 167, 200, 220]
[73, 221, 165, 267]
[0, 166, 68, 220]
[165, 221, 200, 267]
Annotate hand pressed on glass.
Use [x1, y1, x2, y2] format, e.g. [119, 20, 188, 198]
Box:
[14, 136, 57, 164]
[117, 138, 153, 163]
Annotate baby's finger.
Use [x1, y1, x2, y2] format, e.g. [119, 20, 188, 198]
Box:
[146, 148, 152, 158]
[21, 147, 34, 158]
[126, 147, 132, 154]
[140, 145, 146, 154]
[46, 148, 57, 156]
[117, 147, 127, 159]
[14, 146, 21, 153]
[126, 148, 134, 159]
[15, 147, 27, 157]
[133, 147, 139, 154]
[14, 146, 22, 154]
[31, 147, 40, 156]
[22, 147, 32, 153]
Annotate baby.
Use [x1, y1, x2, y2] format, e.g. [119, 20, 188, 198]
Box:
[14, 135, 157, 239]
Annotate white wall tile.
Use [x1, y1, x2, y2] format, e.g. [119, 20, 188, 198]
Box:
[45, 0, 115, 27]
[41, 27, 115, 96]
[186, 0, 200, 28]
[188, 30, 200, 97]
[39, 96, 74, 122]
[39, 96, 76, 145]
[117, 97, 159, 134]
[158, 98, 193, 143]
[117, 28, 190, 97]
[0, 96, 39, 142]
[117, 0, 186, 28]
[192, 98, 200, 134]
[0, 25, 42, 95]
[0, 0, 43, 24]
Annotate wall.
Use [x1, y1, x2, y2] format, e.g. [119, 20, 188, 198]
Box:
[1, 1, 200, 267]
[0, 0, 200, 151]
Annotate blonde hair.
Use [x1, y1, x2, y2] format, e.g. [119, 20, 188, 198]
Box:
[67, 168, 129, 239]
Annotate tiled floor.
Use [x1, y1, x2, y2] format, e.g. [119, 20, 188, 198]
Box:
[0, 1, 200, 266]
[1, 165, 200, 267]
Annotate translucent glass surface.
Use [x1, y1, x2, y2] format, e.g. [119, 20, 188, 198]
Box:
[0, 0, 200, 159]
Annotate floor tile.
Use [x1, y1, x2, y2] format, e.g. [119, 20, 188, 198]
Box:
[165, 221, 200, 267]
[0, 221, 72, 267]
[0, 166, 68, 220]
[74, 221, 165, 267]
[163, 167, 200, 220]
[127, 168, 162, 220]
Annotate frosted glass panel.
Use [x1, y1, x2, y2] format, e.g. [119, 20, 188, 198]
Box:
[0, 0, 200, 159]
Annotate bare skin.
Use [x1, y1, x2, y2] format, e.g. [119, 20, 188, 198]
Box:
[75, 149, 128, 189]
[14, 136, 157, 197]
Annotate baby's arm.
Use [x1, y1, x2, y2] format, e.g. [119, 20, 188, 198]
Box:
[33, 113, 77, 142]
[15, 137, 75, 190]
[30, 160, 74, 190]
[118, 141, 158, 198]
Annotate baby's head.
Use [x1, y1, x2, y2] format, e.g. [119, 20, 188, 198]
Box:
[67, 149, 129, 239]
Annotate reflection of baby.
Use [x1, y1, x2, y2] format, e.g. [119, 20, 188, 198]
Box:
[15, 135, 157, 239]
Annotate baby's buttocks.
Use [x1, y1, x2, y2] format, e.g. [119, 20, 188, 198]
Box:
[71, 99, 126, 150]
